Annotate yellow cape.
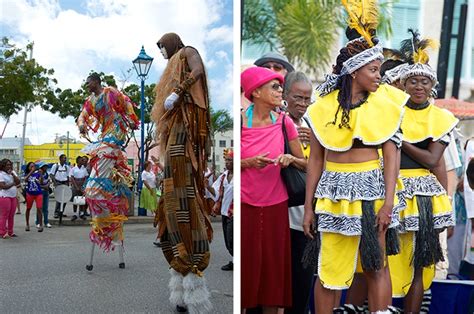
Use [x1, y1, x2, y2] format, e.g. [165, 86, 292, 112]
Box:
[401, 103, 459, 143]
[307, 84, 408, 151]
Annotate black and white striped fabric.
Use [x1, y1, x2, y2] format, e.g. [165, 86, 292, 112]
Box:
[316, 39, 384, 97]
[381, 63, 408, 84]
[400, 63, 437, 86]
[315, 167, 400, 235]
[398, 174, 454, 232]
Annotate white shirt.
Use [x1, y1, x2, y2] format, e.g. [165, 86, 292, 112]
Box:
[51, 163, 70, 182]
[69, 166, 89, 179]
[464, 140, 474, 219]
[444, 139, 462, 171]
[211, 170, 233, 216]
[141, 170, 156, 189]
[204, 168, 215, 199]
[0, 171, 17, 198]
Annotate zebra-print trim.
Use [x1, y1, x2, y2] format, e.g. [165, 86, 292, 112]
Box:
[317, 212, 399, 236]
[400, 63, 438, 86]
[315, 168, 385, 202]
[399, 174, 446, 198]
[316, 42, 384, 96]
[382, 63, 408, 84]
[390, 129, 403, 148]
[398, 213, 455, 232]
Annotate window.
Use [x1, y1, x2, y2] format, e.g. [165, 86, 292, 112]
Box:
[219, 140, 226, 148]
[380, 0, 420, 50]
[447, 0, 466, 78]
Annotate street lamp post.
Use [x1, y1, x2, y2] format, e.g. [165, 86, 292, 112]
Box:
[132, 46, 153, 216]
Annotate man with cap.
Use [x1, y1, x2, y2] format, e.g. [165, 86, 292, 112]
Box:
[254, 51, 295, 77]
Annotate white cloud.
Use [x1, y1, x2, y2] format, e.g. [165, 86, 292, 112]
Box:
[0, 0, 232, 143]
[205, 25, 233, 45]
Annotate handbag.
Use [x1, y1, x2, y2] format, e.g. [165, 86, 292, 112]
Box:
[281, 115, 307, 207]
[73, 196, 86, 205]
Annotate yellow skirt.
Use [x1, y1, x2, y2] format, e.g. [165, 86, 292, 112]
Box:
[314, 159, 399, 289]
[398, 168, 453, 232]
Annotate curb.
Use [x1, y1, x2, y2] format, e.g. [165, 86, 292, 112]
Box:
[49, 215, 222, 226]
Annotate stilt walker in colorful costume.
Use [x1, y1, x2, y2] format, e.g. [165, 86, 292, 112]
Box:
[77, 72, 138, 270]
[388, 29, 458, 312]
[302, 1, 408, 312]
[151, 33, 213, 313]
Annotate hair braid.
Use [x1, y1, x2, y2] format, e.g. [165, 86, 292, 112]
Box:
[328, 37, 373, 129]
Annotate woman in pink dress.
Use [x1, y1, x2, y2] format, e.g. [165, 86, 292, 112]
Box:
[240, 66, 307, 313]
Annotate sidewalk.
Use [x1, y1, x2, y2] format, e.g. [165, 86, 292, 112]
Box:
[24, 195, 221, 226]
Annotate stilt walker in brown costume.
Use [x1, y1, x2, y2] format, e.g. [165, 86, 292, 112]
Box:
[152, 32, 213, 313]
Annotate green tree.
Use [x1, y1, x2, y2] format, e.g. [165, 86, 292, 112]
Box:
[210, 107, 233, 169]
[242, 0, 394, 76]
[0, 37, 57, 118]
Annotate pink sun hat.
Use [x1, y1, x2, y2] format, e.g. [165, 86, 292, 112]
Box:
[241, 66, 284, 101]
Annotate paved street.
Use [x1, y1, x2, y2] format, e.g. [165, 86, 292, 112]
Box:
[0, 202, 233, 313]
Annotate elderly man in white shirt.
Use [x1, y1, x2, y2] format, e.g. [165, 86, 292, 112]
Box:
[206, 149, 233, 271]
[50, 154, 70, 218]
[70, 156, 89, 221]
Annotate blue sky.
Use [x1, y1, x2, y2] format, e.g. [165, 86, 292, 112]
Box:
[0, 0, 233, 144]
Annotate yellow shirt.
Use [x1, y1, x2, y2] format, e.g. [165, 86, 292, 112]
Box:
[306, 84, 408, 152]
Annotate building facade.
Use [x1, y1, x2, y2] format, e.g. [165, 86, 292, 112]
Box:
[212, 130, 233, 173]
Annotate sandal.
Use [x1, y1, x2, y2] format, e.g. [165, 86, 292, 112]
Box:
[9, 233, 17, 237]
[2, 234, 10, 239]
[25, 226, 30, 231]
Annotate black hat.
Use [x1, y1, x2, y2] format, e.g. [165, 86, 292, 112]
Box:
[254, 52, 295, 72]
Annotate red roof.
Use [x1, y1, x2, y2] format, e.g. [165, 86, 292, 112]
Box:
[434, 98, 474, 120]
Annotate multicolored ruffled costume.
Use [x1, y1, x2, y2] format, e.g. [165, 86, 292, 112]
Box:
[77, 87, 138, 252]
[305, 84, 408, 289]
[389, 102, 458, 296]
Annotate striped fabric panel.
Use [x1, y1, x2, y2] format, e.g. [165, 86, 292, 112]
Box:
[169, 144, 186, 157]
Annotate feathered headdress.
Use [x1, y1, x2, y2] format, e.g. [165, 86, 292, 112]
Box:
[342, 0, 379, 46]
[399, 29, 440, 86]
[400, 29, 439, 64]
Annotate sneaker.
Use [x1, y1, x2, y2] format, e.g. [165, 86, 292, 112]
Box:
[38, 227, 43, 232]
[46, 223, 52, 228]
[85, 213, 91, 216]
[153, 241, 162, 248]
[25, 226, 30, 231]
[176, 305, 187, 313]
[36, 224, 40, 229]
[53, 214, 59, 219]
[71, 215, 78, 222]
[221, 261, 233, 271]
[80, 214, 86, 220]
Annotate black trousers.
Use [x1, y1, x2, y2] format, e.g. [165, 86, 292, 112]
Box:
[285, 229, 316, 314]
[222, 215, 233, 257]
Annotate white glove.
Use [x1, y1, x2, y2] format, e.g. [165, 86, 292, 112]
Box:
[164, 92, 179, 110]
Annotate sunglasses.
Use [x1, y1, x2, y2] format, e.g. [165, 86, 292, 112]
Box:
[262, 63, 284, 72]
[270, 83, 282, 91]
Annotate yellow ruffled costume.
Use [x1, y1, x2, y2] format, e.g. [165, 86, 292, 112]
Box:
[401, 103, 459, 143]
[389, 102, 458, 297]
[306, 84, 408, 152]
[306, 84, 408, 289]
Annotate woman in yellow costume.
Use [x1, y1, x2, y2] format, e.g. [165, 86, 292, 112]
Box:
[388, 29, 458, 312]
[302, 1, 408, 313]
